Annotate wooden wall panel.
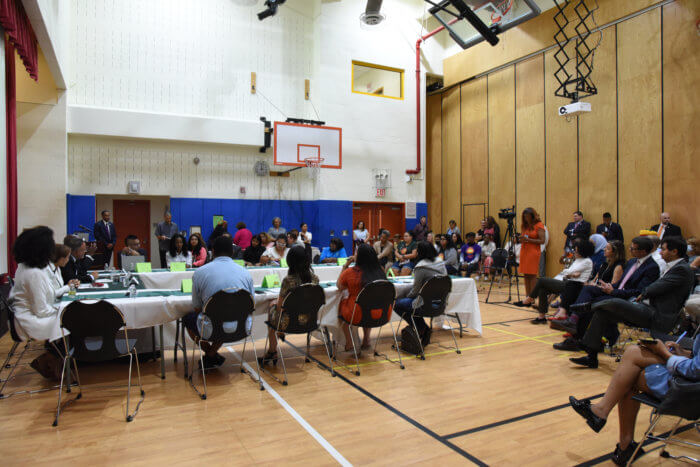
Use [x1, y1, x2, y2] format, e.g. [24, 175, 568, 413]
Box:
[426, 94, 443, 231]
[441, 87, 461, 231]
[663, 0, 700, 238]
[515, 55, 545, 218]
[544, 48, 579, 277]
[487, 67, 516, 239]
[617, 10, 662, 238]
[463, 204, 488, 237]
[578, 27, 618, 225]
[460, 78, 488, 207]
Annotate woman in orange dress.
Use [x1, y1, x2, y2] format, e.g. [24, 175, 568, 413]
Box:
[516, 207, 546, 298]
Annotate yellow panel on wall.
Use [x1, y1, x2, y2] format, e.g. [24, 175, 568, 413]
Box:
[15, 46, 57, 105]
[426, 94, 443, 230]
[578, 26, 618, 227]
[544, 48, 579, 277]
[618, 10, 662, 238]
[662, 0, 700, 238]
[460, 78, 488, 207]
[487, 67, 516, 239]
[441, 87, 461, 229]
[515, 55, 545, 218]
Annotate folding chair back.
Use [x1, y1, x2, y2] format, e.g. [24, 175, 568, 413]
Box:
[0, 294, 22, 344]
[277, 284, 326, 334]
[353, 280, 395, 328]
[414, 275, 452, 319]
[490, 248, 509, 270]
[201, 289, 255, 343]
[60, 301, 127, 362]
[657, 377, 700, 420]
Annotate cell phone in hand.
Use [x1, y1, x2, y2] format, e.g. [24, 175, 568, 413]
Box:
[638, 337, 656, 345]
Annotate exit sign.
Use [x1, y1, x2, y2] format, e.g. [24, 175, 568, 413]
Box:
[376, 188, 386, 198]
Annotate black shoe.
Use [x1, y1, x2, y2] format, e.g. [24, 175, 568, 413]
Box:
[570, 354, 598, 368]
[569, 302, 591, 314]
[611, 441, 645, 466]
[257, 350, 278, 367]
[530, 317, 547, 324]
[550, 318, 577, 334]
[420, 328, 432, 347]
[569, 396, 607, 432]
[201, 353, 225, 370]
[513, 300, 532, 307]
[553, 337, 580, 351]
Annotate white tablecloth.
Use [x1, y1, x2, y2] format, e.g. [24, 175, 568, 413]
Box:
[53, 278, 481, 347]
[130, 265, 344, 289]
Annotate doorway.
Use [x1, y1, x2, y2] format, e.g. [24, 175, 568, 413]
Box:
[352, 202, 404, 244]
[112, 200, 152, 264]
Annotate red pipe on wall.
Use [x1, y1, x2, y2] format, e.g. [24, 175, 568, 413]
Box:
[407, 19, 458, 175]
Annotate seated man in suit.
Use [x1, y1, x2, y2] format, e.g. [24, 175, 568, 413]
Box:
[119, 234, 147, 268]
[94, 210, 117, 267]
[551, 236, 660, 350]
[595, 212, 624, 243]
[561, 210, 591, 261]
[61, 235, 99, 284]
[571, 236, 695, 368]
[650, 212, 682, 240]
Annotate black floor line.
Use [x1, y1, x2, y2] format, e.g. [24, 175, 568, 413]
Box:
[572, 423, 695, 466]
[443, 394, 604, 439]
[285, 341, 488, 466]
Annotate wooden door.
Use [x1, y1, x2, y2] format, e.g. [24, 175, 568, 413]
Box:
[352, 204, 374, 236]
[112, 200, 151, 263]
[353, 202, 405, 245]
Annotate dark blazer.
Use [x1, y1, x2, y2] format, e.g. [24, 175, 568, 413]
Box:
[61, 256, 94, 284]
[596, 222, 624, 243]
[641, 261, 695, 331]
[563, 220, 591, 248]
[610, 257, 660, 300]
[94, 221, 117, 246]
[650, 223, 682, 239]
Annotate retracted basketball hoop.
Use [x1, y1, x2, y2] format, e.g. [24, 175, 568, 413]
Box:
[304, 157, 325, 180]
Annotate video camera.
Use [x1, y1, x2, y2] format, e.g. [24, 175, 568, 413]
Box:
[498, 206, 516, 220]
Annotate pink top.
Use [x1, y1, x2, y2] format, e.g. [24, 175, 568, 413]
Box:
[233, 228, 253, 249]
[192, 246, 208, 267]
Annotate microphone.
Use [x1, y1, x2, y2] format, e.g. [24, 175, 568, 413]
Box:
[79, 224, 93, 233]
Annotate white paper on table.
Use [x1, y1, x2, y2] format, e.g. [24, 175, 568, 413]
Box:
[79, 283, 108, 289]
[99, 279, 113, 283]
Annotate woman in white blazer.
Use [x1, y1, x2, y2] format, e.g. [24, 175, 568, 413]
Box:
[47, 244, 79, 298]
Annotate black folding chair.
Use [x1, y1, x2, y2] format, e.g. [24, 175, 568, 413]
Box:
[173, 318, 188, 377]
[337, 280, 403, 376]
[187, 289, 262, 399]
[56, 300, 145, 426]
[408, 275, 460, 360]
[629, 377, 700, 465]
[485, 248, 520, 303]
[263, 284, 333, 385]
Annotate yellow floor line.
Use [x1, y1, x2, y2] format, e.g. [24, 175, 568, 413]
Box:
[483, 326, 563, 345]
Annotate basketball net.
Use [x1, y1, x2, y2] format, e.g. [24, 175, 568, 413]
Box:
[304, 157, 324, 180]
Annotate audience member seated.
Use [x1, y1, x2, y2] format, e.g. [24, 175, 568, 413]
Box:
[516, 239, 594, 324]
[299, 223, 312, 245]
[437, 234, 459, 275]
[649, 236, 667, 275]
[411, 216, 429, 242]
[61, 235, 99, 284]
[208, 220, 229, 249]
[459, 232, 481, 278]
[446, 219, 460, 237]
[650, 211, 682, 240]
[596, 212, 624, 243]
[166, 234, 193, 267]
[259, 245, 319, 365]
[9, 227, 66, 380]
[562, 210, 592, 259]
[373, 230, 394, 268]
[353, 221, 370, 249]
[426, 231, 437, 251]
[391, 231, 418, 276]
[259, 232, 272, 248]
[569, 336, 699, 466]
[478, 234, 496, 276]
[49, 244, 78, 299]
[337, 244, 386, 352]
[260, 234, 290, 265]
[243, 234, 266, 266]
[233, 222, 253, 249]
[589, 233, 608, 275]
[189, 233, 208, 267]
[182, 237, 255, 369]
[119, 234, 147, 268]
[554, 237, 660, 350]
[394, 241, 447, 346]
[451, 232, 463, 250]
[286, 230, 301, 247]
[688, 237, 700, 270]
[319, 238, 347, 264]
[267, 217, 286, 238]
[475, 219, 487, 242]
[484, 216, 502, 248]
[571, 236, 695, 369]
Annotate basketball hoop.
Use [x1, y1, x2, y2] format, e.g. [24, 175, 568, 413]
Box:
[304, 157, 324, 180]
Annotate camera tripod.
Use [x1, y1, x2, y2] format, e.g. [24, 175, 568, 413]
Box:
[485, 216, 521, 304]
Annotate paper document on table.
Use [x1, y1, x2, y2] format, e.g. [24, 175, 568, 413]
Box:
[100, 279, 113, 283]
[79, 283, 108, 289]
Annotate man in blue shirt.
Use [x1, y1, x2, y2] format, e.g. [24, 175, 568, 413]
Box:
[319, 238, 347, 264]
[183, 236, 254, 368]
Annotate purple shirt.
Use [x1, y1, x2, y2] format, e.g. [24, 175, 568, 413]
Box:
[460, 243, 481, 264]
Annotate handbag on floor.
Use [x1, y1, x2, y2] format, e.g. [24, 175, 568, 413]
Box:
[400, 326, 422, 355]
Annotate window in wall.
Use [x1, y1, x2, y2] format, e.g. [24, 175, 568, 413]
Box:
[351, 61, 404, 100]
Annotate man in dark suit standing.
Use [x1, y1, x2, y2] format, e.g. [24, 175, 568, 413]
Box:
[595, 212, 624, 243]
[94, 210, 117, 267]
[562, 211, 591, 255]
[571, 236, 695, 368]
[650, 212, 682, 240]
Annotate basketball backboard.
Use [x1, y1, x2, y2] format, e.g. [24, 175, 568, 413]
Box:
[273, 121, 342, 169]
[427, 0, 541, 49]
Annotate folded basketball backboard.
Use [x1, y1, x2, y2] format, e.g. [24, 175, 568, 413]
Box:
[273, 121, 342, 169]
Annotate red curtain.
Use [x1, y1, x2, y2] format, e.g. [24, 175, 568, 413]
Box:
[0, 0, 38, 81]
[5, 35, 17, 275]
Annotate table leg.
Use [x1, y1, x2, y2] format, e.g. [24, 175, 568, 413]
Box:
[159, 324, 165, 379]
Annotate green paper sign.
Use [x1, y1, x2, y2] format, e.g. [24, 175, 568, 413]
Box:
[233, 259, 245, 267]
[261, 274, 281, 288]
[280, 258, 288, 268]
[135, 262, 152, 273]
[337, 257, 348, 266]
[170, 262, 187, 272]
[386, 267, 395, 278]
[213, 215, 224, 228]
[181, 279, 193, 293]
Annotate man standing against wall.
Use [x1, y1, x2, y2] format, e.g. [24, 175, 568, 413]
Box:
[596, 212, 624, 243]
[650, 212, 682, 240]
[93, 210, 117, 267]
[155, 212, 178, 268]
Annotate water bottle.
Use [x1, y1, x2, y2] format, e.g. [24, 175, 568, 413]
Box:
[128, 284, 137, 298]
[68, 283, 76, 296]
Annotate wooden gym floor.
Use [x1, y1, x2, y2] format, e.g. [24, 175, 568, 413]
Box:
[0, 283, 697, 466]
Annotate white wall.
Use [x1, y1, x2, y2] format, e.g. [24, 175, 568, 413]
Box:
[66, 0, 454, 203]
[0, 33, 7, 274]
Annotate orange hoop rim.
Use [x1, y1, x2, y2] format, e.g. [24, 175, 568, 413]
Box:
[303, 157, 325, 168]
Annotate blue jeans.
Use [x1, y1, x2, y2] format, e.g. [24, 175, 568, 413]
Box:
[394, 297, 429, 333]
